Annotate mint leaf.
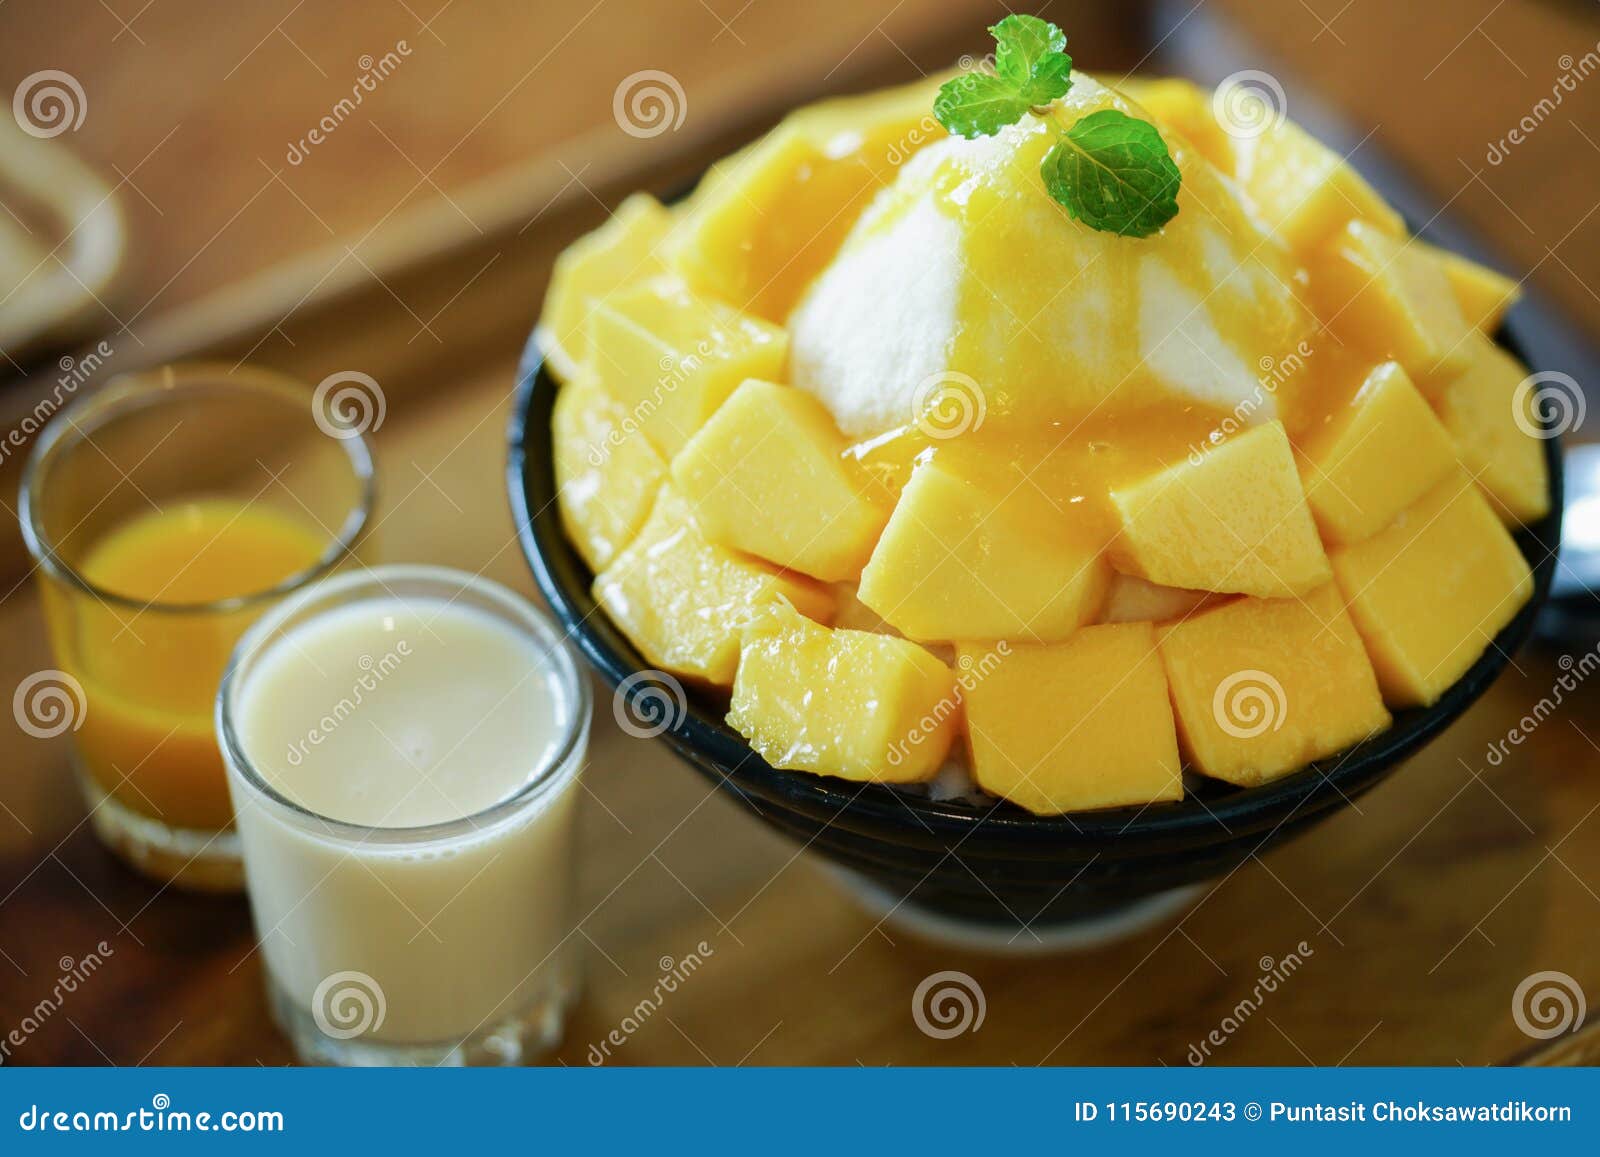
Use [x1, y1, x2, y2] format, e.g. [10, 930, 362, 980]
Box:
[1017, 52, 1073, 107]
[990, 14, 1072, 106]
[931, 20, 1182, 239]
[932, 14, 1073, 138]
[933, 72, 1034, 139]
[1041, 109, 1181, 237]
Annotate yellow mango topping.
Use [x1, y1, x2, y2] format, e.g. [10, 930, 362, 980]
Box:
[1296, 361, 1456, 545]
[1116, 77, 1235, 173]
[538, 194, 671, 380]
[1110, 420, 1330, 598]
[728, 604, 957, 783]
[1157, 583, 1391, 786]
[1232, 115, 1404, 254]
[858, 456, 1109, 644]
[667, 75, 945, 323]
[960, 624, 1183, 814]
[1418, 241, 1522, 333]
[671, 379, 890, 582]
[593, 487, 834, 685]
[790, 75, 1311, 438]
[552, 375, 669, 572]
[586, 276, 788, 458]
[1431, 332, 1551, 526]
[1330, 472, 1534, 708]
[1311, 220, 1473, 380]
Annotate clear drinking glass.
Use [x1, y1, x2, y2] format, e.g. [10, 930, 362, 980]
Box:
[216, 565, 590, 1066]
[18, 363, 376, 891]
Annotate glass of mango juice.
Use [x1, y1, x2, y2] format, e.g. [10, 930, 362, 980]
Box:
[19, 364, 376, 891]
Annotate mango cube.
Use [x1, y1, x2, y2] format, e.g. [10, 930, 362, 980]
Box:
[1311, 220, 1473, 379]
[727, 604, 957, 783]
[586, 277, 788, 458]
[1118, 77, 1235, 173]
[593, 487, 834, 685]
[552, 375, 669, 572]
[1431, 333, 1551, 526]
[1233, 116, 1404, 254]
[1330, 472, 1534, 707]
[1157, 584, 1390, 786]
[1110, 421, 1330, 598]
[671, 379, 889, 581]
[960, 624, 1183, 814]
[857, 457, 1109, 643]
[667, 76, 943, 323]
[1101, 573, 1219, 624]
[538, 194, 671, 380]
[1296, 361, 1456, 545]
[1420, 241, 1521, 333]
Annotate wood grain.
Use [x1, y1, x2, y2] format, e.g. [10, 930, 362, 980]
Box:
[1, 0, 1598, 1068]
[1520, 1014, 1600, 1066]
[0, 0, 1030, 370]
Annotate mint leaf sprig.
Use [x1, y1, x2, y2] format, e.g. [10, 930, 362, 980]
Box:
[933, 15, 1181, 238]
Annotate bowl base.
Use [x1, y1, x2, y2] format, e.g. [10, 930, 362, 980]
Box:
[824, 864, 1208, 955]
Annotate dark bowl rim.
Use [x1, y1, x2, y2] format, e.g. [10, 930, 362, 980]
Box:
[508, 307, 1564, 861]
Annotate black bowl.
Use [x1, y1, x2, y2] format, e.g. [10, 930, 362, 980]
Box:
[508, 321, 1564, 933]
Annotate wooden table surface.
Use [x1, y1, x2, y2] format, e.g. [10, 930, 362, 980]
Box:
[2, 0, 1599, 1067]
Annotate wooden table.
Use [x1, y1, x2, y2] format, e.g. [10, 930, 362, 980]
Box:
[2, 0, 1598, 1067]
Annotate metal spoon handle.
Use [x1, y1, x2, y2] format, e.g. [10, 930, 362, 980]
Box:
[1549, 443, 1598, 602]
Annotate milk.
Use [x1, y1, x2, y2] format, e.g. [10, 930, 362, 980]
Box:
[219, 567, 589, 1062]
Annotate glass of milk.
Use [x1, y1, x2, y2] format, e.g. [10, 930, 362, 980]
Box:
[217, 565, 591, 1066]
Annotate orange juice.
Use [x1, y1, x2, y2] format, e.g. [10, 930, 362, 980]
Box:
[41, 499, 330, 835]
